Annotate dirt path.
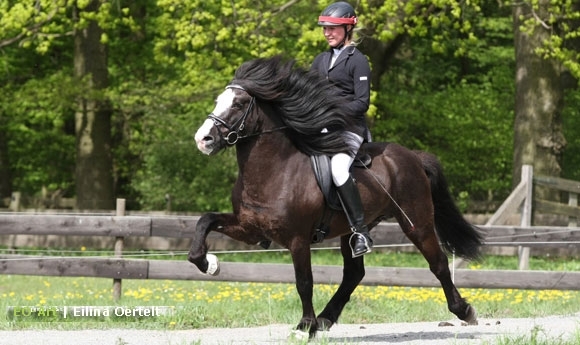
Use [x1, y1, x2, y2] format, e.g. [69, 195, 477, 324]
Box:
[1, 313, 579, 344]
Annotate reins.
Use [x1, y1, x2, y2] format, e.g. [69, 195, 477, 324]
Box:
[357, 158, 416, 231]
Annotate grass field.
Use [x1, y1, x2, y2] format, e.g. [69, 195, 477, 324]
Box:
[1, 249, 579, 331]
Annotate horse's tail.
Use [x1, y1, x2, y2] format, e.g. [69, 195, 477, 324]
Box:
[416, 151, 484, 261]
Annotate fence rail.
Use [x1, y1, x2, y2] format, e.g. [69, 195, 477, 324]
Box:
[1, 214, 579, 251]
[1, 213, 579, 291]
[1, 256, 579, 291]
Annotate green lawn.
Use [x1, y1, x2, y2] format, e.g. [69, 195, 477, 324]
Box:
[1, 250, 579, 330]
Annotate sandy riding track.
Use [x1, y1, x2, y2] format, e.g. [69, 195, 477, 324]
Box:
[1, 314, 579, 344]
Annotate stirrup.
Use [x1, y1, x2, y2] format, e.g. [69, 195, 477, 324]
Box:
[349, 232, 372, 258]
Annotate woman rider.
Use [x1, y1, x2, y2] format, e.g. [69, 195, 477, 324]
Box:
[310, 2, 373, 257]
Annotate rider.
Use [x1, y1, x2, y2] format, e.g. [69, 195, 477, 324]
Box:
[310, 1, 373, 258]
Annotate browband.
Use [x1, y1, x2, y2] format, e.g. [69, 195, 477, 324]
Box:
[318, 16, 357, 25]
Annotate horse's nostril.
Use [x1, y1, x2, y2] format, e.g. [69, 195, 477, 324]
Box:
[203, 136, 213, 142]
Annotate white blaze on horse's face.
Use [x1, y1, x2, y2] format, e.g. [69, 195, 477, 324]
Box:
[195, 88, 237, 155]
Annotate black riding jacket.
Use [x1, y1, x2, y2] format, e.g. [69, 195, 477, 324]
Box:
[311, 45, 371, 138]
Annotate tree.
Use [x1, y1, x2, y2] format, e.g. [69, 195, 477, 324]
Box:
[0, 0, 116, 209]
[0, 114, 10, 199]
[512, 0, 564, 181]
[360, 0, 578, 202]
[0, 1, 77, 203]
[73, 0, 114, 209]
[127, 0, 327, 211]
[1, 0, 579, 213]
[512, 0, 578, 195]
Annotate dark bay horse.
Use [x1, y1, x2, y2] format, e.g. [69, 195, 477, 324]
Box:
[190, 56, 483, 338]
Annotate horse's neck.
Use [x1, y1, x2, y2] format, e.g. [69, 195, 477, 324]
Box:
[232, 108, 317, 211]
[237, 105, 297, 170]
[236, 132, 299, 172]
[234, 132, 310, 213]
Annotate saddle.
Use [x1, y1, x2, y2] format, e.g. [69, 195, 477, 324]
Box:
[309, 148, 372, 243]
[310, 151, 372, 211]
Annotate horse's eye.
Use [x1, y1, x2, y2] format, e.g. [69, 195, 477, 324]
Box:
[232, 102, 243, 110]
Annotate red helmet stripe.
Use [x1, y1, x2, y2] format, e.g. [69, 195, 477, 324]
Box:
[318, 16, 357, 25]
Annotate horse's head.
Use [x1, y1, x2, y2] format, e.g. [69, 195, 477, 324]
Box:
[195, 85, 255, 155]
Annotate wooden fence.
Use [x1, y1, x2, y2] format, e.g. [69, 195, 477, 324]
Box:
[3, 190, 76, 211]
[484, 165, 579, 269]
[0, 165, 579, 299]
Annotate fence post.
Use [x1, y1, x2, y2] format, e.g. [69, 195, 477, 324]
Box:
[518, 165, 533, 270]
[165, 193, 171, 213]
[9, 192, 21, 212]
[569, 192, 578, 227]
[113, 198, 126, 302]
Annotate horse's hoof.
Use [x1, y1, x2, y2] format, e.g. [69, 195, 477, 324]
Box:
[289, 329, 310, 342]
[317, 317, 334, 331]
[205, 254, 220, 276]
[463, 305, 478, 325]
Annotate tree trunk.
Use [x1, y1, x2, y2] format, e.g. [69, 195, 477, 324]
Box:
[562, 1, 580, 90]
[358, 35, 405, 91]
[512, 0, 566, 199]
[0, 116, 11, 200]
[73, 0, 114, 210]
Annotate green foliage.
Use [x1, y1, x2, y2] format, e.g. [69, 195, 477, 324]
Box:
[562, 90, 580, 181]
[371, 30, 515, 206]
[0, 70, 76, 196]
[518, 0, 580, 80]
[115, 0, 327, 211]
[131, 108, 238, 212]
[0, 0, 579, 211]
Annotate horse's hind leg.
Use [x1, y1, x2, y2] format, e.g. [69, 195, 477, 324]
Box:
[402, 219, 477, 324]
[316, 235, 365, 330]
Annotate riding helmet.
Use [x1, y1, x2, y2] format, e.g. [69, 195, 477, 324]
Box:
[317, 2, 357, 26]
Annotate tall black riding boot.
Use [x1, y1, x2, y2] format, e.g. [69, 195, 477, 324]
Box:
[337, 176, 373, 258]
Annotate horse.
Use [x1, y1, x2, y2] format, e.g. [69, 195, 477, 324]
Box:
[189, 55, 483, 339]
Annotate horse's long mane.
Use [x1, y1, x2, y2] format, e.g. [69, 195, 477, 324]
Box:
[231, 55, 356, 156]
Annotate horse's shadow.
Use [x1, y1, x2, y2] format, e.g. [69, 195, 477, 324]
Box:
[321, 329, 498, 343]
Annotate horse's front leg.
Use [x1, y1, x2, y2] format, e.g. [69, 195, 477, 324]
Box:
[288, 237, 318, 339]
[316, 234, 365, 330]
[188, 212, 240, 275]
[188, 212, 269, 275]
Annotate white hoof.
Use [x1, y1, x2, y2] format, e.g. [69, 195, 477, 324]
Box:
[205, 254, 220, 276]
[289, 329, 309, 342]
[464, 305, 478, 325]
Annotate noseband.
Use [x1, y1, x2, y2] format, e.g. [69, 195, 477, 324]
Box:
[207, 84, 255, 145]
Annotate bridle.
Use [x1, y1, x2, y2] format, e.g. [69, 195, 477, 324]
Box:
[206, 84, 286, 145]
[207, 84, 255, 145]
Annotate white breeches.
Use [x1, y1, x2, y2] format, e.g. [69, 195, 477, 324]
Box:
[331, 132, 364, 186]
